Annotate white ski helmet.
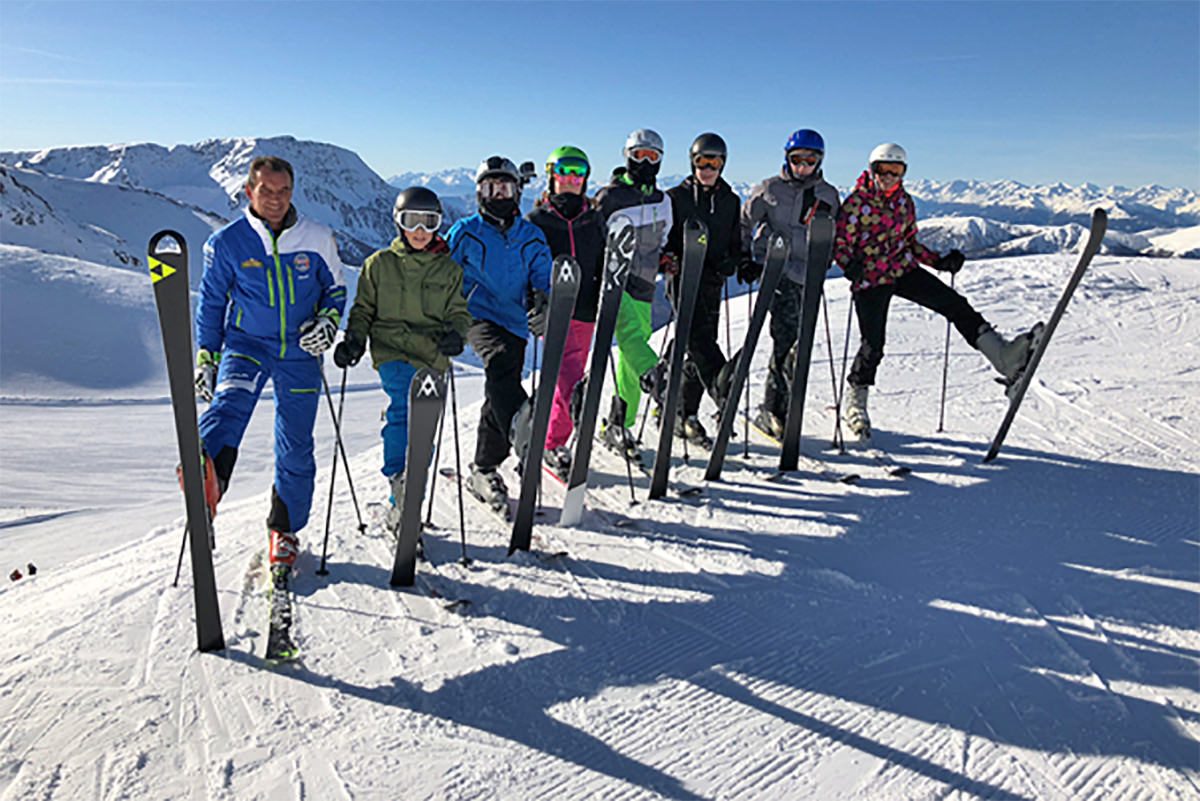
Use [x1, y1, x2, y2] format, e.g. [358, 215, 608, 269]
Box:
[868, 142, 907, 167]
[623, 128, 664, 158]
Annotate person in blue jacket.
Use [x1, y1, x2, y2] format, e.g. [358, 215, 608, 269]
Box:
[193, 156, 347, 571]
[447, 156, 553, 511]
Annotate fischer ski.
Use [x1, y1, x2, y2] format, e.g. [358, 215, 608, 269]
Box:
[705, 232, 790, 482]
[649, 218, 708, 500]
[390, 368, 446, 586]
[984, 208, 1107, 462]
[560, 217, 636, 527]
[147, 230, 224, 653]
[779, 208, 835, 473]
[510, 256, 581, 553]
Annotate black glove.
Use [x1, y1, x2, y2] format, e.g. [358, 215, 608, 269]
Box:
[736, 257, 764, 285]
[717, 254, 740, 278]
[437, 328, 464, 356]
[333, 335, 365, 368]
[841, 258, 865, 282]
[935, 249, 965, 274]
[527, 289, 549, 337]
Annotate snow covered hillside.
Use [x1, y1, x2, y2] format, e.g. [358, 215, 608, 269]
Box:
[1, 254, 1197, 800]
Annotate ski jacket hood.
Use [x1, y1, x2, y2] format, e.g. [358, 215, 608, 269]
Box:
[742, 171, 840, 285]
[197, 207, 347, 359]
[447, 213, 553, 339]
[345, 236, 470, 372]
[834, 170, 939, 292]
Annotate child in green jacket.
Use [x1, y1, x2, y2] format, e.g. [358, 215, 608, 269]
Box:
[334, 188, 471, 523]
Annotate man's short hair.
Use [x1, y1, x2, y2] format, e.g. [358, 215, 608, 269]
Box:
[247, 156, 295, 189]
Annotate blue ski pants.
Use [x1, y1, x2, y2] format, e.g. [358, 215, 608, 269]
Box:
[378, 359, 419, 479]
[198, 331, 320, 533]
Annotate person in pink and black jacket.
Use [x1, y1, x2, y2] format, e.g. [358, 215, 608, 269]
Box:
[835, 142, 1042, 439]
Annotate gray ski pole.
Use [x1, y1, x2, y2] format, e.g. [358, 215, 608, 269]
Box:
[320, 368, 366, 534]
[446, 361, 470, 566]
[821, 293, 844, 452]
[937, 274, 955, 433]
[317, 366, 350, 575]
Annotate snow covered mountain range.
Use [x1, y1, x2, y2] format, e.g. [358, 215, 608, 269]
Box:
[0, 136, 1196, 279]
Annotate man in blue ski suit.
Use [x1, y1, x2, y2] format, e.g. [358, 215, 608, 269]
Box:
[193, 156, 347, 567]
[447, 156, 552, 511]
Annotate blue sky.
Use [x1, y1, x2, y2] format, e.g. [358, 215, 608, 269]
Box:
[2, 1, 1197, 189]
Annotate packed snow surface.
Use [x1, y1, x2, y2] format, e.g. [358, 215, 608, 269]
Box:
[1, 254, 1198, 800]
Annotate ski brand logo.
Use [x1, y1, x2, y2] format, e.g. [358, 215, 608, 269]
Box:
[240, 258, 263, 269]
[556, 261, 576, 284]
[293, 254, 310, 272]
[416, 373, 440, 399]
[148, 256, 176, 284]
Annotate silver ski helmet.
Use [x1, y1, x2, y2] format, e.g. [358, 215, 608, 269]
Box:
[868, 142, 907, 168]
[475, 155, 521, 186]
[623, 128, 664, 159]
[393, 187, 443, 235]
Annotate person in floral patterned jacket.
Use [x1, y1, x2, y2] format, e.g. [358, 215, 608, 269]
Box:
[834, 142, 1042, 439]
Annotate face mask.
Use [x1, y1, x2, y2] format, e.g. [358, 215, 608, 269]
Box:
[481, 196, 519, 224]
[626, 158, 660, 186]
[550, 192, 584, 218]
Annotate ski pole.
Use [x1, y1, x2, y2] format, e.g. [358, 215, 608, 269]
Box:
[937, 274, 955, 433]
[835, 297, 855, 453]
[317, 366, 349, 576]
[636, 279, 676, 445]
[744, 279, 754, 457]
[821, 293, 844, 452]
[320, 369, 366, 534]
[446, 361, 470, 566]
[172, 524, 188, 587]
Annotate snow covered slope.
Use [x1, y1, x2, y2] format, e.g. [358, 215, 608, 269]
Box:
[1, 255, 1196, 800]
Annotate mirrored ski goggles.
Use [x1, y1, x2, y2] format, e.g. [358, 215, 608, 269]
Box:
[478, 178, 518, 199]
[628, 147, 662, 164]
[788, 153, 821, 167]
[552, 158, 589, 177]
[873, 164, 906, 178]
[693, 155, 724, 170]
[554, 172, 586, 186]
[396, 210, 442, 232]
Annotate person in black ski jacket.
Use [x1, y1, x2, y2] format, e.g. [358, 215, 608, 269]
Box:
[661, 132, 745, 448]
[526, 146, 607, 480]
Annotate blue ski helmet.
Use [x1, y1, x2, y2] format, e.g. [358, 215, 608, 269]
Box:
[785, 129, 825, 155]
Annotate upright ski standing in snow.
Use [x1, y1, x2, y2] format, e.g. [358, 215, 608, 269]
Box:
[390, 368, 446, 586]
[510, 256, 581, 554]
[147, 230, 225, 654]
[984, 208, 1108, 463]
[779, 209, 835, 473]
[559, 218, 636, 527]
[705, 233, 790, 482]
[649, 218, 708, 500]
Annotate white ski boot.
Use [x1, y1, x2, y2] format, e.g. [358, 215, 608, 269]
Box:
[842, 384, 871, 441]
[385, 472, 406, 536]
[602, 423, 643, 466]
[674, 415, 714, 449]
[468, 465, 509, 517]
[977, 323, 1044, 396]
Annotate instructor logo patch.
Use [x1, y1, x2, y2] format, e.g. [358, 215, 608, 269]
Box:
[293, 254, 310, 272]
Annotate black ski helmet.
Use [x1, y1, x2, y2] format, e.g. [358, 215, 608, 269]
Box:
[393, 186, 442, 216]
[689, 132, 727, 162]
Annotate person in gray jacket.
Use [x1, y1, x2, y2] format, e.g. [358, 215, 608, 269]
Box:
[741, 128, 840, 438]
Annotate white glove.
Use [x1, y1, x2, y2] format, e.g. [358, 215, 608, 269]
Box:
[195, 349, 219, 402]
[298, 314, 338, 356]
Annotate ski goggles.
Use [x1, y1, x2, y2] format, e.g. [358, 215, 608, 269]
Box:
[873, 164, 906, 178]
[554, 172, 586, 186]
[396, 210, 442, 233]
[552, 158, 589, 177]
[628, 147, 662, 164]
[693, 155, 724, 170]
[787, 153, 821, 167]
[478, 178, 518, 199]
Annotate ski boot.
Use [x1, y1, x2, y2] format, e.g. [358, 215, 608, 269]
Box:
[842, 384, 871, 441]
[543, 445, 573, 481]
[176, 449, 224, 520]
[265, 529, 299, 662]
[468, 465, 510, 518]
[602, 423, 644, 467]
[976, 323, 1045, 397]
[752, 407, 785, 441]
[384, 471, 406, 537]
[674, 415, 714, 449]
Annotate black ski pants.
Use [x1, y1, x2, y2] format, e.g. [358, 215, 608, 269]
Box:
[763, 275, 806, 418]
[467, 320, 528, 470]
[849, 267, 986, 387]
[681, 277, 728, 418]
